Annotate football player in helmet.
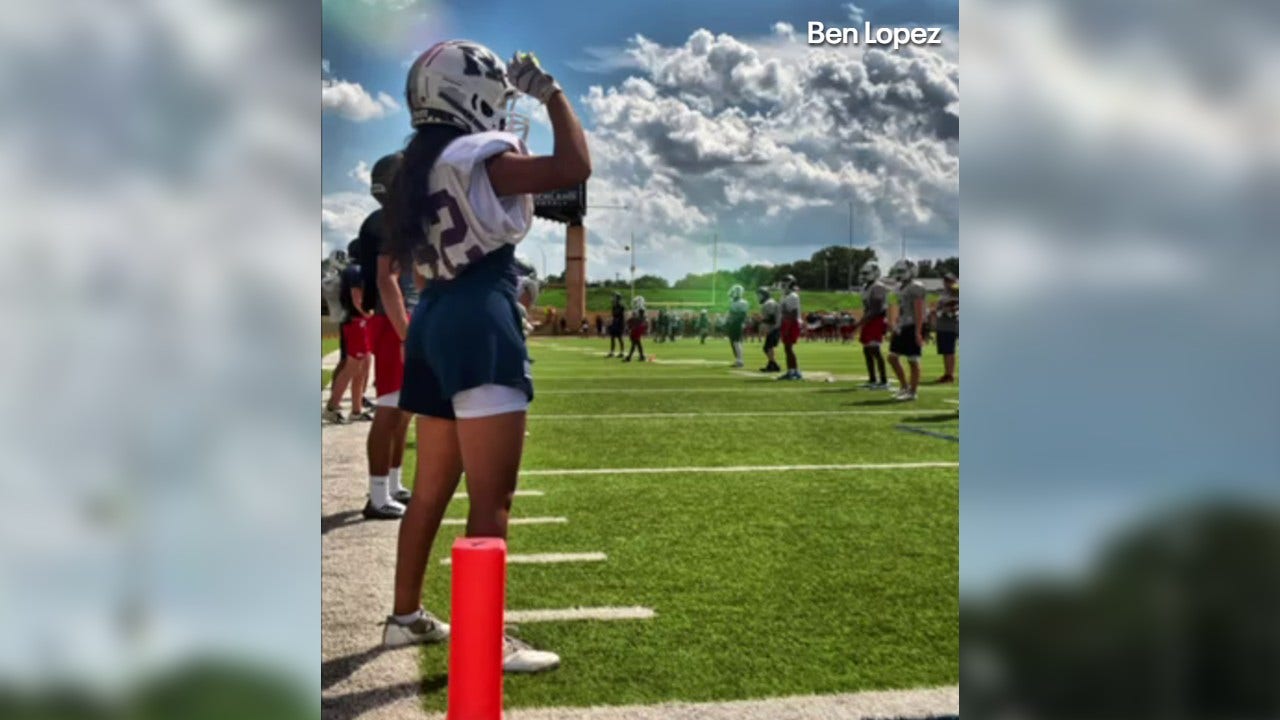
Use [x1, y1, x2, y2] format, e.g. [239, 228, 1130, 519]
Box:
[726, 285, 750, 367]
[382, 41, 588, 674]
[325, 240, 375, 424]
[777, 275, 803, 379]
[756, 286, 781, 373]
[607, 291, 626, 356]
[352, 153, 418, 519]
[624, 295, 647, 361]
[515, 260, 540, 337]
[696, 308, 710, 344]
[886, 258, 926, 400]
[850, 260, 891, 388]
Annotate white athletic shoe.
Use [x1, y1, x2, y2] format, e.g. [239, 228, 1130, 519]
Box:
[503, 635, 560, 674]
[893, 389, 918, 401]
[383, 611, 450, 648]
[323, 407, 346, 424]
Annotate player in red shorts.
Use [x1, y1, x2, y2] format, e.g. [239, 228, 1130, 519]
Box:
[354, 153, 419, 519]
[325, 241, 374, 422]
[777, 275, 802, 380]
[851, 260, 890, 389]
[624, 296, 648, 362]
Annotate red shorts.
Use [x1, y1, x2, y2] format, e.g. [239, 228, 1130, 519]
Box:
[629, 322, 647, 341]
[780, 318, 801, 345]
[859, 315, 887, 345]
[368, 313, 405, 399]
[341, 317, 371, 358]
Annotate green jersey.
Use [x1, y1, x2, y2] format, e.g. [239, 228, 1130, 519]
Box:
[727, 299, 749, 330]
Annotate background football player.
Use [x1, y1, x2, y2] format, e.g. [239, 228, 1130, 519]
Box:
[696, 308, 710, 344]
[851, 260, 891, 389]
[380, 42, 586, 674]
[325, 240, 374, 423]
[624, 295, 648, 362]
[778, 275, 803, 380]
[607, 291, 626, 357]
[887, 259, 927, 400]
[931, 272, 959, 383]
[355, 153, 417, 519]
[726, 285, 749, 368]
[756, 286, 781, 373]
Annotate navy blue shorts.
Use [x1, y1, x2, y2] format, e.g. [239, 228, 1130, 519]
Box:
[399, 282, 533, 420]
[936, 330, 958, 355]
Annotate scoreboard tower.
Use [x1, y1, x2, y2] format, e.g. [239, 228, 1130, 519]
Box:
[533, 182, 588, 329]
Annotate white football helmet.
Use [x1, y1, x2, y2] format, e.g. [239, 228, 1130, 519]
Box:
[517, 275, 540, 306]
[889, 258, 917, 283]
[728, 284, 745, 301]
[632, 296, 646, 311]
[858, 260, 881, 285]
[328, 249, 348, 269]
[405, 40, 528, 137]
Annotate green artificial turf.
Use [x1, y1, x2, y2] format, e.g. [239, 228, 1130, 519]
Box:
[390, 336, 958, 711]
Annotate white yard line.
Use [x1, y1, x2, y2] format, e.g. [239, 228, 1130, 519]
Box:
[506, 606, 655, 623]
[440, 516, 566, 526]
[521, 461, 957, 477]
[530, 409, 947, 420]
[439, 552, 606, 566]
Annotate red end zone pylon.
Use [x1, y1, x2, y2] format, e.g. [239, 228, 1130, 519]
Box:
[447, 537, 506, 720]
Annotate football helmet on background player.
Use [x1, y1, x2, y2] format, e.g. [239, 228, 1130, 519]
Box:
[780, 274, 798, 291]
[405, 40, 527, 137]
[756, 286, 770, 303]
[328, 249, 348, 269]
[858, 260, 881, 286]
[370, 152, 402, 202]
[889, 258, 917, 283]
[728, 284, 745, 301]
[632, 295, 646, 311]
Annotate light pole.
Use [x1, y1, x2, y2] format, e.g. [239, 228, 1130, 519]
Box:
[824, 251, 830, 292]
[538, 246, 547, 279]
[847, 199, 855, 291]
[624, 232, 636, 301]
[710, 232, 719, 307]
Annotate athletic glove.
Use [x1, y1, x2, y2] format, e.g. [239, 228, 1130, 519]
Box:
[508, 52, 562, 104]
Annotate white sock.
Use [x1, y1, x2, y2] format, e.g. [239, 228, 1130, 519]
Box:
[393, 608, 424, 625]
[389, 467, 407, 496]
[369, 475, 392, 506]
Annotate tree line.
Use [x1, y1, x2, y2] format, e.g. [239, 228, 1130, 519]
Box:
[546, 246, 959, 290]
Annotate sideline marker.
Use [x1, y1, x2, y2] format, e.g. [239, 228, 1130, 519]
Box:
[447, 537, 506, 720]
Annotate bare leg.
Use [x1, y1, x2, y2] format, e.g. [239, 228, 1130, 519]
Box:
[887, 353, 907, 387]
[327, 357, 354, 411]
[390, 409, 412, 471]
[367, 406, 400, 476]
[392, 416, 463, 616]
[457, 412, 526, 539]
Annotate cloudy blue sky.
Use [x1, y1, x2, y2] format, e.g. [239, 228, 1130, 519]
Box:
[322, 0, 958, 281]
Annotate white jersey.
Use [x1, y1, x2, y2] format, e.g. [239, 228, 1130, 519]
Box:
[322, 269, 344, 322]
[760, 298, 780, 330]
[861, 280, 888, 318]
[781, 291, 801, 320]
[410, 131, 535, 281]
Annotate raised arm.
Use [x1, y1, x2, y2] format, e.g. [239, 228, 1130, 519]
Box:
[487, 54, 591, 197]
